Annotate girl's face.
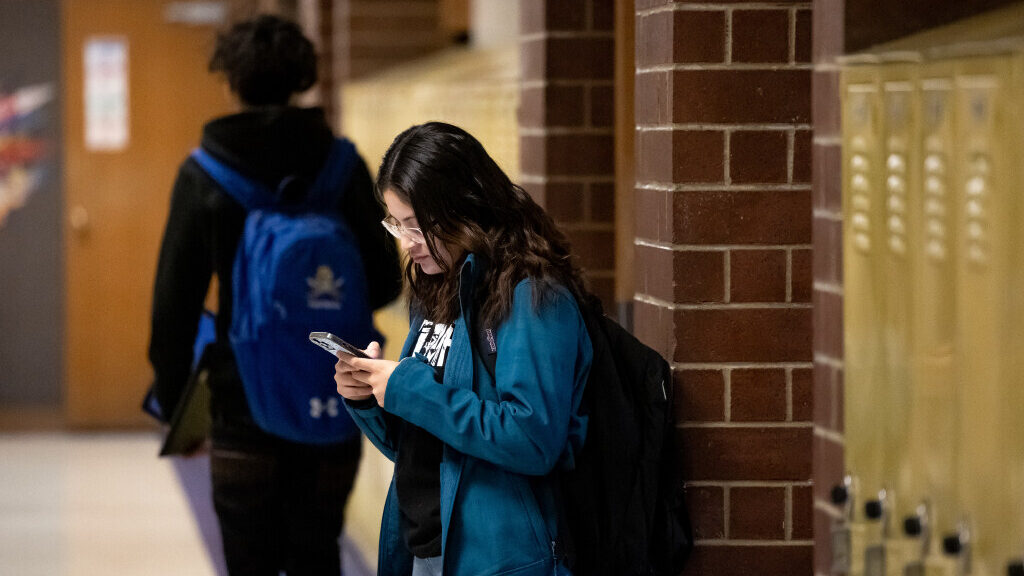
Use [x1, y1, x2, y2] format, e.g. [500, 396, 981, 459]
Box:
[382, 189, 453, 275]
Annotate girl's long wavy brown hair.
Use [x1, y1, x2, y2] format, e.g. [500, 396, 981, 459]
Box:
[376, 122, 593, 328]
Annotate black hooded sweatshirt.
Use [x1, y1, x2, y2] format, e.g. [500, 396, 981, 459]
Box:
[148, 107, 402, 441]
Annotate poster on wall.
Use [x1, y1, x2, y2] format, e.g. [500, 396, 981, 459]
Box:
[84, 36, 129, 151]
[0, 83, 54, 229]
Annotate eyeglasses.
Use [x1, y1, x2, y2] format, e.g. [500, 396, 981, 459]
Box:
[381, 216, 425, 245]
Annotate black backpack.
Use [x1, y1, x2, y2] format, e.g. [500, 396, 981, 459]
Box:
[476, 299, 693, 575]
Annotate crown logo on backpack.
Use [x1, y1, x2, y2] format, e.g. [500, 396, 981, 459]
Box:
[307, 265, 343, 310]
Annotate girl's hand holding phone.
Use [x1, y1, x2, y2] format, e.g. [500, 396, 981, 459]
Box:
[333, 341, 398, 407]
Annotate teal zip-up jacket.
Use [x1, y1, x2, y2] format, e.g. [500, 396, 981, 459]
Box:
[345, 254, 592, 575]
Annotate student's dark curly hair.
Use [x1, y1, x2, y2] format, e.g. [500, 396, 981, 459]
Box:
[209, 14, 317, 106]
[376, 122, 594, 328]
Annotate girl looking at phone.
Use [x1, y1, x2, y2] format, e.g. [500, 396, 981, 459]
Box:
[334, 122, 593, 576]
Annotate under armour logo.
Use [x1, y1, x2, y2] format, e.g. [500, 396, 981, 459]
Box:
[309, 397, 340, 419]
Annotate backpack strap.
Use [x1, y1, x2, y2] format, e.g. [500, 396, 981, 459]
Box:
[189, 137, 358, 212]
[190, 147, 270, 210]
[302, 138, 358, 212]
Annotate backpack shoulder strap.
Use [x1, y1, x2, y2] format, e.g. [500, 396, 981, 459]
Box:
[189, 147, 269, 210]
[301, 137, 358, 213]
[190, 138, 358, 213]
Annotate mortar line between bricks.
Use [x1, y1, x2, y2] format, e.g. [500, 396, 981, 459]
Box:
[635, 240, 814, 251]
[723, 368, 732, 422]
[785, 485, 794, 540]
[724, 8, 733, 65]
[813, 208, 843, 221]
[558, 217, 616, 228]
[520, 31, 614, 42]
[675, 302, 814, 310]
[723, 486, 731, 538]
[788, 7, 797, 65]
[634, 293, 812, 310]
[814, 499, 844, 519]
[637, 3, 811, 18]
[813, 427, 845, 444]
[674, 362, 814, 370]
[636, 63, 813, 73]
[689, 480, 813, 487]
[521, 80, 614, 89]
[636, 182, 813, 192]
[724, 130, 732, 185]
[679, 422, 814, 429]
[813, 135, 843, 146]
[786, 368, 794, 421]
[812, 282, 844, 296]
[786, 249, 793, 303]
[812, 354, 844, 369]
[830, 366, 841, 430]
[723, 250, 732, 303]
[520, 175, 616, 184]
[636, 4, 721, 17]
[694, 539, 815, 546]
[519, 127, 615, 137]
[637, 123, 813, 131]
[786, 129, 795, 184]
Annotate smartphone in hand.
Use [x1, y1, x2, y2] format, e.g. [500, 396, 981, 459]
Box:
[309, 332, 370, 359]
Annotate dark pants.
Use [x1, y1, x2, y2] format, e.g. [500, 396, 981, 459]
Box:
[210, 437, 362, 576]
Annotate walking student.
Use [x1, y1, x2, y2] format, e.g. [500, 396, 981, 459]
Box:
[148, 14, 401, 575]
[334, 122, 594, 575]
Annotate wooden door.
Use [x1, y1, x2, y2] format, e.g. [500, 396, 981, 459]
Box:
[63, 0, 233, 426]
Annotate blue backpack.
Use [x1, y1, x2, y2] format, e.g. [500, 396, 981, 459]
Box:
[191, 139, 379, 444]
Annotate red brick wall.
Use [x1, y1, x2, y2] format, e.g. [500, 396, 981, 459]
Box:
[634, 1, 815, 574]
[332, 0, 444, 82]
[811, 0, 845, 574]
[519, 0, 617, 309]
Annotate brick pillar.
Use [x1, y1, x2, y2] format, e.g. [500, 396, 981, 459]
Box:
[316, 0, 336, 124]
[811, 0, 845, 574]
[334, 0, 444, 82]
[294, 0, 338, 125]
[518, 1, 617, 309]
[633, 1, 815, 574]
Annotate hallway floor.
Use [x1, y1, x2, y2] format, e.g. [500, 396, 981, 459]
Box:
[0, 431, 370, 576]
